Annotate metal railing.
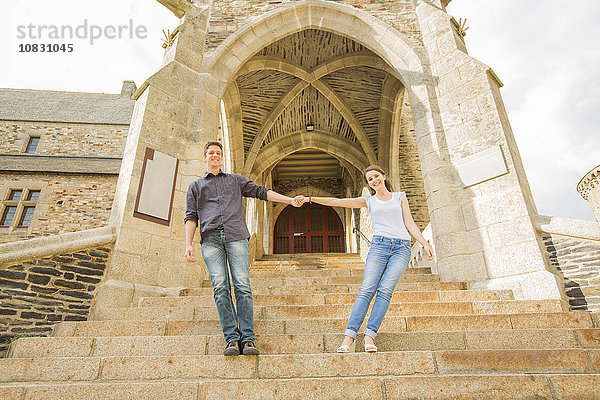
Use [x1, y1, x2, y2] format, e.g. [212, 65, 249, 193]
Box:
[352, 227, 371, 246]
[353, 224, 435, 271]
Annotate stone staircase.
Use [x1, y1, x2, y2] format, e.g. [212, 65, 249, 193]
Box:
[1, 253, 600, 399]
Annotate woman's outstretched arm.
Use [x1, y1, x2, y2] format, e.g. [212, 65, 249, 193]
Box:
[400, 194, 434, 260]
[305, 196, 367, 209]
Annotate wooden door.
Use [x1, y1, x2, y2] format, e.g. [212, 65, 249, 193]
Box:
[274, 204, 345, 254]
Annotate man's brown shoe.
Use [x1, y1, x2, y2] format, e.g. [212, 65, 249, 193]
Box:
[242, 341, 259, 355]
[223, 340, 240, 356]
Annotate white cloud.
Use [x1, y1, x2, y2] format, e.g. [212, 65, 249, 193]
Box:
[449, 0, 600, 221]
[1, 0, 179, 93]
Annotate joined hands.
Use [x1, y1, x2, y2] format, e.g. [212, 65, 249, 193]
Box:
[291, 195, 308, 207]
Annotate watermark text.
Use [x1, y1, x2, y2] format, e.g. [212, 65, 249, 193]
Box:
[16, 19, 148, 45]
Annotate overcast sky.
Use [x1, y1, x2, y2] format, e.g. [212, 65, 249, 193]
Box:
[1, 0, 598, 221]
[448, 1, 600, 221]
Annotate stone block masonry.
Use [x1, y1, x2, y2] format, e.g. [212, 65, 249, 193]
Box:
[0, 172, 117, 244]
[274, 178, 345, 198]
[543, 234, 600, 312]
[0, 122, 128, 157]
[0, 246, 111, 357]
[205, 0, 422, 52]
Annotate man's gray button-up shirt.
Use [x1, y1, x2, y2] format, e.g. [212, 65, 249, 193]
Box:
[185, 171, 269, 243]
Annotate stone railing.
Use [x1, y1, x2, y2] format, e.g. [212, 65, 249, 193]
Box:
[536, 215, 600, 312]
[0, 227, 116, 266]
[409, 223, 435, 271]
[0, 227, 116, 357]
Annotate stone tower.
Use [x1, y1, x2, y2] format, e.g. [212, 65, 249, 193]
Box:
[94, 0, 564, 310]
[578, 164, 600, 222]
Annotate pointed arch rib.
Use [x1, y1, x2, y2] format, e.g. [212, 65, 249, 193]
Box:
[311, 53, 401, 82]
[202, 0, 423, 93]
[248, 130, 369, 178]
[222, 82, 244, 171]
[240, 57, 377, 171]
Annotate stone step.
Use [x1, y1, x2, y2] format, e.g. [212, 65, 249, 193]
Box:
[182, 281, 468, 296]
[52, 312, 595, 337]
[95, 300, 564, 321]
[288, 312, 595, 334]
[248, 266, 432, 277]
[201, 273, 440, 288]
[137, 289, 515, 307]
[5, 374, 599, 400]
[254, 253, 363, 265]
[259, 253, 363, 260]
[260, 300, 564, 320]
[251, 260, 365, 268]
[1, 349, 599, 383]
[10, 328, 600, 358]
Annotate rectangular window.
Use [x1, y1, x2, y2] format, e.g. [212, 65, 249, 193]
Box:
[18, 206, 36, 227]
[8, 190, 23, 201]
[26, 190, 40, 202]
[1, 206, 17, 227]
[25, 136, 40, 153]
[1, 187, 41, 229]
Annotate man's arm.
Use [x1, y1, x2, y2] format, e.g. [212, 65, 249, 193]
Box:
[184, 182, 199, 262]
[185, 219, 198, 262]
[266, 190, 300, 206]
[237, 174, 301, 207]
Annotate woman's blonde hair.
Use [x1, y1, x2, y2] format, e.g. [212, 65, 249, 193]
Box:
[363, 165, 393, 195]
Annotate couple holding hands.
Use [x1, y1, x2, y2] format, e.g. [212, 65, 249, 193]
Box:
[185, 141, 434, 356]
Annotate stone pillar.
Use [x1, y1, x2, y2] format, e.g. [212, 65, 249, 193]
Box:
[413, 0, 563, 300]
[95, 2, 214, 310]
[578, 164, 600, 222]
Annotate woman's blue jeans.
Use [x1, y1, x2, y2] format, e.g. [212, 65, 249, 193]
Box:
[200, 229, 255, 344]
[345, 235, 411, 340]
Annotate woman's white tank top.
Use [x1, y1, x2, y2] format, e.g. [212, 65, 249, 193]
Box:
[364, 192, 411, 240]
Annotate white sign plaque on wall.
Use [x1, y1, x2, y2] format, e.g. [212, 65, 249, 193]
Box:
[457, 145, 508, 188]
[133, 147, 179, 225]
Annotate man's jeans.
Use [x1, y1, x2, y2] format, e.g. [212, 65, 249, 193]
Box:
[201, 229, 255, 344]
[345, 235, 411, 340]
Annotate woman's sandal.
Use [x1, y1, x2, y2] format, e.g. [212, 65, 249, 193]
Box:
[364, 343, 378, 353]
[336, 344, 351, 353]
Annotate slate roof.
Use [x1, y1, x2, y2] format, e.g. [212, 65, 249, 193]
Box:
[0, 82, 136, 125]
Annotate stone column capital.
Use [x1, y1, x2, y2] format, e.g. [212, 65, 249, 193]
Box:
[156, 0, 201, 19]
[577, 164, 600, 201]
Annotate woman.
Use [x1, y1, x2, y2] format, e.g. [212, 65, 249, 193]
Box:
[301, 165, 434, 352]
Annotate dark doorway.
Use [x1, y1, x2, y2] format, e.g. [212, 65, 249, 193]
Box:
[274, 204, 345, 254]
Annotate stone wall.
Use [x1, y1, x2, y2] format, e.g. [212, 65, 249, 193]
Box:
[543, 233, 600, 312]
[0, 172, 117, 244]
[0, 246, 111, 357]
[206, 0, 422, 53]
[0, 122, 128, 157]
[398, 95, 429, 231]
[273, 178, 345, 198]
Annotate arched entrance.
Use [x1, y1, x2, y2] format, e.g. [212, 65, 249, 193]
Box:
[274, 204, 345, 254]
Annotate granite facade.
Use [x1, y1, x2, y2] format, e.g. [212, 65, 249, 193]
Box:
[0, 172, 117, 244]
[0, 246, 111, 357]
[543, 233, 600, 312]
[0, 122, 127, 157]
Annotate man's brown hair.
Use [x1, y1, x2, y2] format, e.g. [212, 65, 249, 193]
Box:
[204, 141, 223, 155]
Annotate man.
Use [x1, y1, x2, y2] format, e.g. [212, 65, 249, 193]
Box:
[185, 141, 301, 356]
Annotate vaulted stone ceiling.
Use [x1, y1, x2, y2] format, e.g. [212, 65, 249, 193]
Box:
[232, 29, 403, 180]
